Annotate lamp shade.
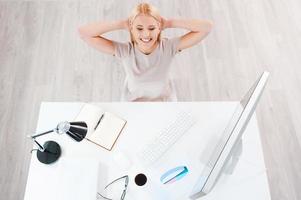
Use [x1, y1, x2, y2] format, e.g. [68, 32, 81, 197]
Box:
[56, 121, 88, 142]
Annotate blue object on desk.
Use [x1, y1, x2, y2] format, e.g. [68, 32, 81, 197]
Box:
[160, 166, 189, 184]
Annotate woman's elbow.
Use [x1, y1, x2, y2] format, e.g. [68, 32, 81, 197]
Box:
[205, 20, 213, 34]
[78, 27, 91, 39]
[195, 19, 213, 35]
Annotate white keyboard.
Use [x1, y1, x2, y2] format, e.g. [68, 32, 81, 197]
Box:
[137, 111, 197, 166]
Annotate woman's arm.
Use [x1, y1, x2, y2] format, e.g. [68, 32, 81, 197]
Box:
[163, 18, 213, 51]
[78, 20, 128, 55]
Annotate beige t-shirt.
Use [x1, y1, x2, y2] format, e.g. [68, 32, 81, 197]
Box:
[113, 37, 180, 101]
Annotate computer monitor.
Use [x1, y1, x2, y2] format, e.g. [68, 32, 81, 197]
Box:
[189, 71, 270, 199]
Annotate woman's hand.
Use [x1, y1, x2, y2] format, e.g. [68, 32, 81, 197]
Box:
[160, 17, 170, 30]
[123, 19, 131, 31]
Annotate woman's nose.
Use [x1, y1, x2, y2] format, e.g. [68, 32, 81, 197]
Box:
[142, 31, 151, 38]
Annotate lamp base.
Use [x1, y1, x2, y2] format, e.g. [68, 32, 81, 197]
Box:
[37, 141, 61, 164]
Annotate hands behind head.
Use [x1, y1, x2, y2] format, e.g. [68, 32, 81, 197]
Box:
[125, 17, 169, 31]
[160, 17, 169, 30]
[123, 19, 131, 31]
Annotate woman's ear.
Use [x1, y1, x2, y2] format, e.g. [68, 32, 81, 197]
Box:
[160, 17, 168, 30]
[157, 21, 162, 31]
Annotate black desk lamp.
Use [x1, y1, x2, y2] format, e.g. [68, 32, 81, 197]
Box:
[28, 121, 88, 164]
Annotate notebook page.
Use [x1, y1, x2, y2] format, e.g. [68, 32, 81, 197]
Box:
[74, 104, 104, 136]
[88, 112, 126, 150]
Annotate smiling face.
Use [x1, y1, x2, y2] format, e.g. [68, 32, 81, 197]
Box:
[130, 14, 161, 53]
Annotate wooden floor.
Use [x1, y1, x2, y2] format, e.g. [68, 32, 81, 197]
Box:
[1, 0, 301, 199]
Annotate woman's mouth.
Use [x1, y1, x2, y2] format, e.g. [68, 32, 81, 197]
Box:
[140, 38, 152, 43]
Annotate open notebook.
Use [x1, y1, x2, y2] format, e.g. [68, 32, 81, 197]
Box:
[74, 104, 127, 151]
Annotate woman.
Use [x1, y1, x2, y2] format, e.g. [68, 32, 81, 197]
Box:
[78, 3, 213, 101]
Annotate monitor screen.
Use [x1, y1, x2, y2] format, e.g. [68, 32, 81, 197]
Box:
[190, 72, 269, 199]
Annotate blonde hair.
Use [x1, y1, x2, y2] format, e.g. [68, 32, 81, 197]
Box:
[129, 3, 162, 43]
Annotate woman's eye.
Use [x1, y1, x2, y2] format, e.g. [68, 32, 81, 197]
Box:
[137, 28, 143, 31]
[149, 28, 155, 31]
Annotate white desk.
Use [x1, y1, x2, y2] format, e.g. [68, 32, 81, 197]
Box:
[24, 102, 271, 200]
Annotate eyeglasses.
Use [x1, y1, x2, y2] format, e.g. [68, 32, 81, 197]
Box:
[97, 175, 129, 200]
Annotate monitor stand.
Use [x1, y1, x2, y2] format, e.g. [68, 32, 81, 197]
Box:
[223, 139, 243, 175]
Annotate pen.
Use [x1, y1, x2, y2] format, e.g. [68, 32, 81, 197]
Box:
[94, 114, 104, 130]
